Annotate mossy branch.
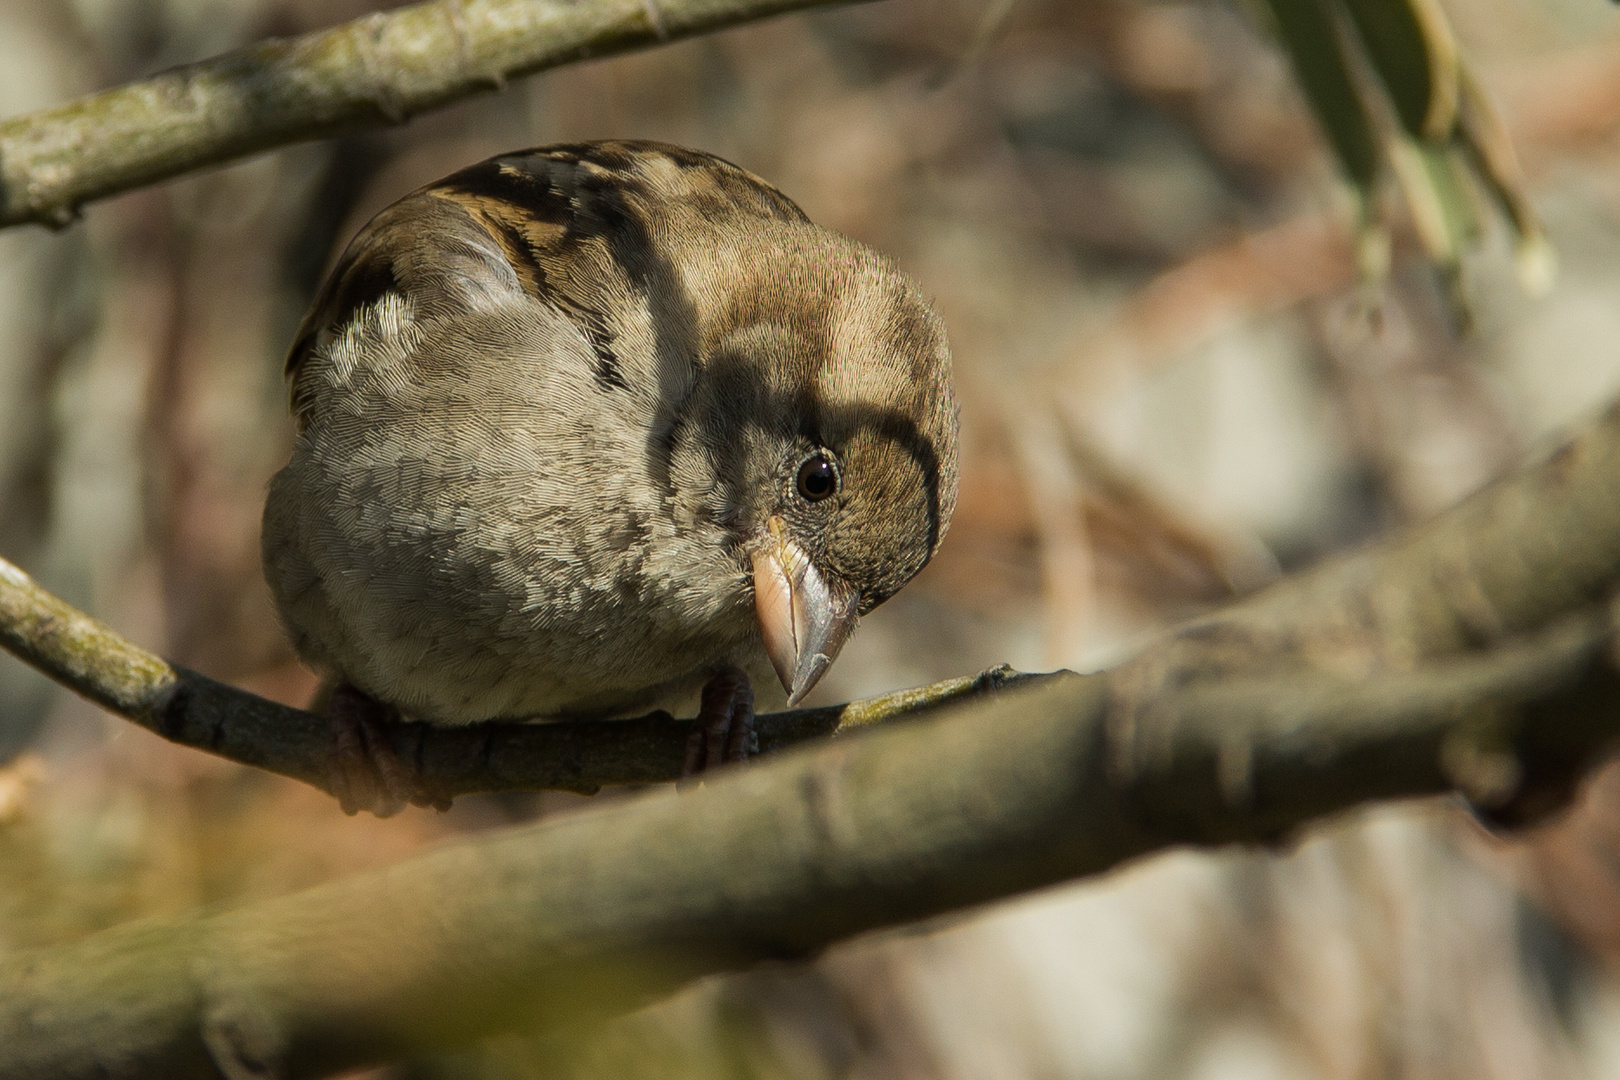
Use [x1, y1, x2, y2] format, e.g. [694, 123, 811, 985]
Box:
[0, 0, 866, 230]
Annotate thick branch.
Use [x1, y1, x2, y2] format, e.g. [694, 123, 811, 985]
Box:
[0, 0, 865, 229]
[0, 553, 1046, 797]
[0, 611, 1615, 1079]
[1112, 397, 1620, 694]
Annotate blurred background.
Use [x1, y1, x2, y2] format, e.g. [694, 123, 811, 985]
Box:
[4, 0, 1620, 1075]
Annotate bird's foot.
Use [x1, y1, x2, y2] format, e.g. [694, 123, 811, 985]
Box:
[328, 684, 451, 817]
[682, 666, 757, 779]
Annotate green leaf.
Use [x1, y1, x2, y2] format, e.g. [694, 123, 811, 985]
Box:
[1389, 138, 1480, 264]
[1454, 61, 1555, 294]
[1256, 0, 1380, 187]
[1389, 137, 1483, 327]
[1340, 0, 1459, 139]
[1253, 0, 1552, 306]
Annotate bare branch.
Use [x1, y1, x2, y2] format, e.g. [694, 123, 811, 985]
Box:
[0, 0, 868, 230]
[0, 553, 1049, 797]
[1111, 397, 1620, 695]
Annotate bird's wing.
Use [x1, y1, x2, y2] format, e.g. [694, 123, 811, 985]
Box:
[284, 141, 808, 429]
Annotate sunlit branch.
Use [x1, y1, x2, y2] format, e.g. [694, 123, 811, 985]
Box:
[0, 0, 868, 230]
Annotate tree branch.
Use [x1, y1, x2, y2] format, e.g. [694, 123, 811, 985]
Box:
[0, 610, 1614, 1079]
[1118, 398, 1620, 682]
[0, 553, 1049, 797]
[0, 0, 868, 230]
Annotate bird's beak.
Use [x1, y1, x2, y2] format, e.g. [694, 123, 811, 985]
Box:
[751, 517, 859, 706]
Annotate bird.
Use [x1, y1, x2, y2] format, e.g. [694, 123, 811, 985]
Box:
[261, 140, 959, 816]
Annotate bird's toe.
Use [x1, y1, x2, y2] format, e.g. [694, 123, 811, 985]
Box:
[328, 684, 448, 816]
[682, 667, 757, 780]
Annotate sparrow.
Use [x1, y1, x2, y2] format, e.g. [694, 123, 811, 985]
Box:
[261, 140, 959, 816]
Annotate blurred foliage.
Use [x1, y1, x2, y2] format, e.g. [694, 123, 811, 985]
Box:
[1253, 0, 1552, 314]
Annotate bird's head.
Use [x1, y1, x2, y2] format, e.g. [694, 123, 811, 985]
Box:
[687, 227, 959, 705]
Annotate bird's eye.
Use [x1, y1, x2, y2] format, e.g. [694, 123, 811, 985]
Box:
[795, 453, 839, 502]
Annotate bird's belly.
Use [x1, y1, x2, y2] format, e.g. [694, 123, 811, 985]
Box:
[354, 593, 762, 725]
[265, 464, 762, 724]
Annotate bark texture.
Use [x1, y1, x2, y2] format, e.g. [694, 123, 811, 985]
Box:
[0, 0, 864, 229]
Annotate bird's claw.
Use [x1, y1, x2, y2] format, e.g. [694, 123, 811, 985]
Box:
[328, 685, 451, 817]
[681, 667, 757, 783]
